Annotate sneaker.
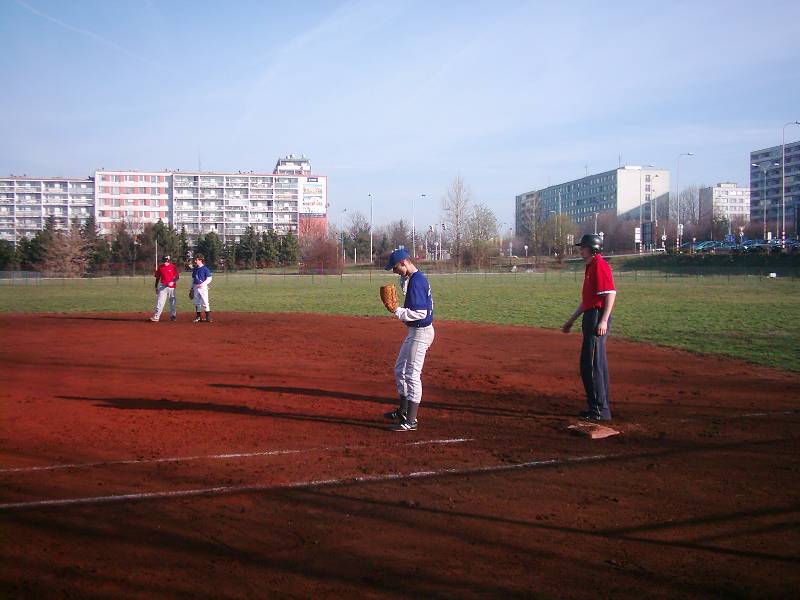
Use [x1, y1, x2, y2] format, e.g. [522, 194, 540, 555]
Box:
[389, 420, 417, 432]
[384, 409, 404, 421]
[169, 315, 176, 322]
[149, 317, 159, 322]
[193, 317, 202, 323]
[580, 413, 610, 423]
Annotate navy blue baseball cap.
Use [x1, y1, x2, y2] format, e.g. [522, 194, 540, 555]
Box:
[384, 248, 410, 270]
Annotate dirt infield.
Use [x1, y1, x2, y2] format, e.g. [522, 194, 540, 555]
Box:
[1, 313, 799, 598]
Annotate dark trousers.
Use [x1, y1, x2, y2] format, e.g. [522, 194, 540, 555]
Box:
[580, 308, 612, 420]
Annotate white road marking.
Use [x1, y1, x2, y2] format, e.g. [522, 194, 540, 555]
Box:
[0, 452, 611, 512]
[0, 438, 472, 474]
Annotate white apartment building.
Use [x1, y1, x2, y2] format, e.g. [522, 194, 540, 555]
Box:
[699, 183, 750, 228]
[2, 156, 328, 245]
[93, 171, 171, 236]
[516, 166, 670, 238]
[0, 177, 95, 244]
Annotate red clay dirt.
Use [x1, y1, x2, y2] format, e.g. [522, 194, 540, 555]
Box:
[1, 312, 799, 599]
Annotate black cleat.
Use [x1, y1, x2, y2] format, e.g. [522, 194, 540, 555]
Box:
[384, 409, 405, 421]
[389, 419, 418, 432]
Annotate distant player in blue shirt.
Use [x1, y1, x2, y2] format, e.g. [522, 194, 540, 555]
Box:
[191, 253, 213, 323]
[383, 248, 435, 432]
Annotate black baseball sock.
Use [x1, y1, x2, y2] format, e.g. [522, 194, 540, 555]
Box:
[195, 311, 201, 319]
[407, 401, 419, 423]
[400, 395, 409, 419]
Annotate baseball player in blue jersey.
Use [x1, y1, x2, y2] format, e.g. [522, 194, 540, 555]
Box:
[383, 248, 435, 432]
[191, 253, 213, 323]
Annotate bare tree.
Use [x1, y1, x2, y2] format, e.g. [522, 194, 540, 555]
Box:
[383, 219, 410, 250]
[465, 203, 499, 267]
[441, 176, 471, 268]
[673, 185, 700, 225]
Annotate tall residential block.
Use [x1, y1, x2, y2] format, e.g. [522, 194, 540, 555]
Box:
[750, 140, 800, 238]
[0, 177, 95, 243]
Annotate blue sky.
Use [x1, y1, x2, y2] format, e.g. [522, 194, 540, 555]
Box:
[2, 0, 799, 229]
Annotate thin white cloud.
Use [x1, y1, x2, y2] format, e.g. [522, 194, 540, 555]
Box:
[13, 0, 165, 71]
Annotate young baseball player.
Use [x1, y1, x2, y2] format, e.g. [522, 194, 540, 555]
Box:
[151, 255, 179, 322]
[561, 234, 616, 421]
[191, 253, 213, 323]
[383, 248, 434, 432]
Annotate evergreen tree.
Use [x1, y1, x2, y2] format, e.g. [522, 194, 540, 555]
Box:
[261, 230, 280, 266]
[0, 240, 15, 270]
[178, 227, 190, 264]
[237, 226, 258, 268]
[278, 231, 299, 266]
[110, 221, 135, 274]
[195, 231, 223, 269]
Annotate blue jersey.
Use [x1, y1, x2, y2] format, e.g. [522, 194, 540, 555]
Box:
[192, 265, 212, 285]
[404, 271, 433, 327]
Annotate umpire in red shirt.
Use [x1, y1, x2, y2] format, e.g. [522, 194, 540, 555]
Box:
[562, 234, 617, 421]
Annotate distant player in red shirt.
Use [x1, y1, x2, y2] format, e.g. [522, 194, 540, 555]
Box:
[562, 234, 616, 421]
[151, 255, 180, 322]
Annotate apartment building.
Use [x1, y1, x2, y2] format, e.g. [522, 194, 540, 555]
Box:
[93, 171, 171, 236]
[0, 177, 95, 243]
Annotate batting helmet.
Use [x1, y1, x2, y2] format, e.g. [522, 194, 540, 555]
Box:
[575, 234, 602, 252]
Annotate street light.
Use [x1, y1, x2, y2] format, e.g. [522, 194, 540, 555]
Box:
[674, 153, 694, 224]
[368, 194, 373, 266]
[340, 207, 347, 262]
[782, 121, 800, 244]
[412, 193, 425, 259]
[638, 164, 655, 252]
[752, 162, 781, 240]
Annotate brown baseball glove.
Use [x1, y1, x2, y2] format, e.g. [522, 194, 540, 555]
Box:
[380, 285, 398, 312]
[189, 288, 195, 300]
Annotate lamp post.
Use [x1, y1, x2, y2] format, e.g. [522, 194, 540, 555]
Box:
[674, 153, 694, 224]
[340, 208, 347, 262]
[368, 193, 373, 266]
[752, 162, 780, 240]
[638, 164, 655, 252]
[782, 121, 800, 244]
[412, 193, 425, 259]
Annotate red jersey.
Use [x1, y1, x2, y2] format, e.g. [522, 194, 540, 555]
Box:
[581, 254, 615, 311]
[154, 263, 179, 288]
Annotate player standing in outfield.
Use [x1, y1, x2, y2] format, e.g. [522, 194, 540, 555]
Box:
[150, 255, 179, 322]
[561, 234, 617, 421]
[190, 253, 213, 323]
[382, 248, 435, 432]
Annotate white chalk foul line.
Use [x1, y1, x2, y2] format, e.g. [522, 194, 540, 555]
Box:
[0, 438, 472, 474]
[0, 452, 611, 512]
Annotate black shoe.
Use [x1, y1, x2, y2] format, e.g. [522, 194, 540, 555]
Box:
[193, 317, 202, 323]
[580, 413, 610, 423]
[169, 315, 176, 322]
[384, 409, 405, 421]
[389, 419, 418, 432]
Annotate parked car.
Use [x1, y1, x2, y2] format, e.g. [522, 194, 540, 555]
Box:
[696, 241, 720, 253]
[713, 241, 739, 254]
[741, 239, 767, 253]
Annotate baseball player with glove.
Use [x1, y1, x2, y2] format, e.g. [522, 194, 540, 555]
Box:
[150, 255, 179, 322]
[562, 234, 616, 421]
[190, 253, 213, 323]
[380, 248, 434, 432]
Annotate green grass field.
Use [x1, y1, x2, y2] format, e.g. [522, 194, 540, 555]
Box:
[1, 272, 797, 371]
